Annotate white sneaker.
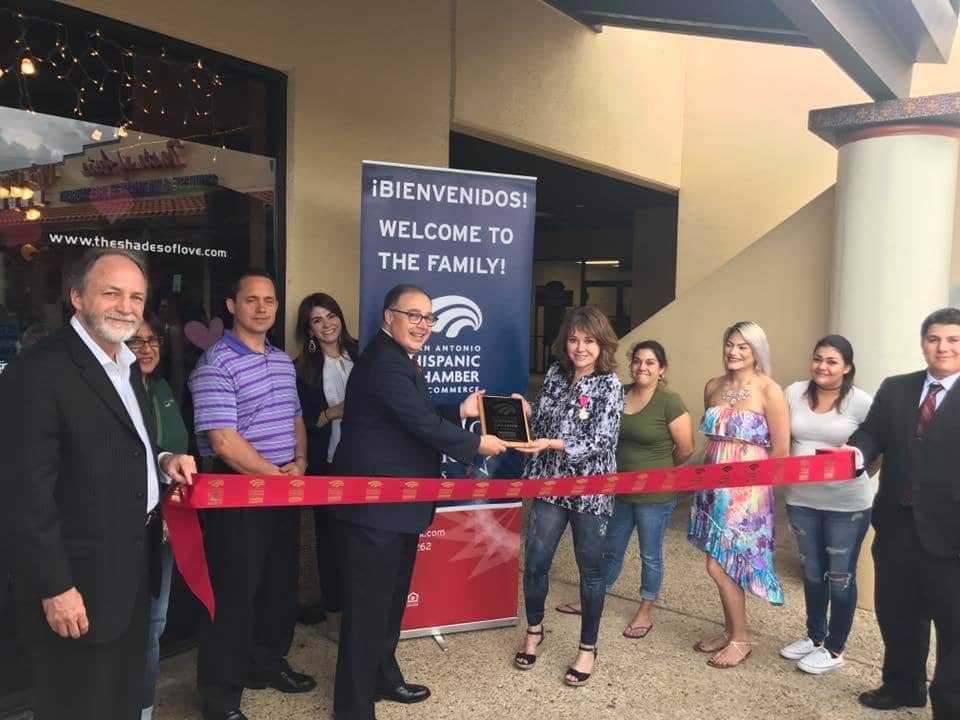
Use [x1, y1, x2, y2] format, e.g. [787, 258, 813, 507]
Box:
[797, 646, 845, 675]
[780, 637, 819, 660]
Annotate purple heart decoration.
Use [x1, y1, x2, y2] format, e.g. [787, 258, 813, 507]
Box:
[185, 317, 224, 350]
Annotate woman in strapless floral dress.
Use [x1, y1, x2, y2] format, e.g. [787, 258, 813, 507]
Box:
[688, 321, 790, 669]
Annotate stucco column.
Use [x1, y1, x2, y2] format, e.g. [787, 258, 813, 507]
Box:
[810, 94, 960, 610]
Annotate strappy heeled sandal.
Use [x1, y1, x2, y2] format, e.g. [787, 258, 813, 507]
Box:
[513, 627, 544, 670]
[694, 632, 729, 653]
[563, 644, 598, 687]
[707, 639, 752, 669]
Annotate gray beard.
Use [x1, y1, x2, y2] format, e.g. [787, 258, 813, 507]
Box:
[85, 310, 140, 344]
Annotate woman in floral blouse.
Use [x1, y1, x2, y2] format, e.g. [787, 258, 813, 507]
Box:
[512, 306, 624, 687]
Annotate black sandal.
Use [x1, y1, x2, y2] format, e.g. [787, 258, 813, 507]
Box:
[513, 627, 544, 670]
[564, 644, 598, 686]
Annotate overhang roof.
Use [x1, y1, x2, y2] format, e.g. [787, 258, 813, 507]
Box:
[544, 0, 960, 100]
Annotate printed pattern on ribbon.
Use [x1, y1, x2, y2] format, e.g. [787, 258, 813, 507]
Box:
[164, 450, 854, 620]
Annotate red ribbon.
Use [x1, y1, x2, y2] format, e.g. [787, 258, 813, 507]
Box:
[164, 449, 854, 620]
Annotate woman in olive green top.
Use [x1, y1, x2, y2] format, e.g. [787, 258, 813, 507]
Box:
[556, 341, 694, 639]
[128, 311, 189, 720]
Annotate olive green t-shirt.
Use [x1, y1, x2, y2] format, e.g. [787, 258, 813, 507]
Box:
[617, 386, 687, 504]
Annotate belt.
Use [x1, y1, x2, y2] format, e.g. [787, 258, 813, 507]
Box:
[145, 506, 161, 527]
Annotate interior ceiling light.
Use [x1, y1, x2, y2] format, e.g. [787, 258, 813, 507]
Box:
[20, 57, 36, 75]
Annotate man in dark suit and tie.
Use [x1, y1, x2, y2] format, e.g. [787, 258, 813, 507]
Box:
[0, 249, 196, 720]
[331, 283, 507, 720]
[849, 307, 960, 718]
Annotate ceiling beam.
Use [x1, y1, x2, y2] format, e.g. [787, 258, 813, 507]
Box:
[771, 0, 914, 99]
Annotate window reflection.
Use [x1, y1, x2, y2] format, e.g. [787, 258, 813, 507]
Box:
[0, 107, 277, 407]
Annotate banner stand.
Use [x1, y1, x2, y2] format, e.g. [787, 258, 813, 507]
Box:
[401, 617, 520, 644]
[397, 502, 522, 638]
[358, 161, 536, 640]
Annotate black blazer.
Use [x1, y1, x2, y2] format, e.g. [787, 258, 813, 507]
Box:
[849, 370, 960, 558]
[296, 349, 356, 474]
[0, 324, 162, 643]
[332, 331, 480, 534]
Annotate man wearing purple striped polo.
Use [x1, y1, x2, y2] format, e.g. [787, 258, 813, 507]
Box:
[189, 269, 315, 720]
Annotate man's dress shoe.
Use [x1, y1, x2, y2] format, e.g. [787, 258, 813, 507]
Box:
[375, 683, 431, 704]
[245, 663, 317, 693]
[858, 685, 927, 710]
[201, 707, 248, 720]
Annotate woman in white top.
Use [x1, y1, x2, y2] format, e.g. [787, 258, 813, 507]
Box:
[294, 293, 359, 643]
[779, 335, 874, 676]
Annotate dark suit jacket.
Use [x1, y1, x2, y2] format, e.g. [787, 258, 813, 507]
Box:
[296, 348, 356, 474]
[332, 330, 480, 534]
[0, 324, 162, 643]
[849, 370, 960, 558]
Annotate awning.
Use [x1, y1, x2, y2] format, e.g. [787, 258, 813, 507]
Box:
[0, 194, 207, 226]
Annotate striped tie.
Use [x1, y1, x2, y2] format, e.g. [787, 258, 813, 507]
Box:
[903, 382, 943, 505]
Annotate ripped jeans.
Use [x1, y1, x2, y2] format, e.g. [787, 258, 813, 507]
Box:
[786, 504, 872, 654]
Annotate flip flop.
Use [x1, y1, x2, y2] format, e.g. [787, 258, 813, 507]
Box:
[555, 602, 582, 616]
[622, 623, 653, 639]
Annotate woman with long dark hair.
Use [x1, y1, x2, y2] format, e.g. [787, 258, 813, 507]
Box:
[554, 340, 694, 639]
[779, 335, 874, 675]
[294, 293, 359, 643]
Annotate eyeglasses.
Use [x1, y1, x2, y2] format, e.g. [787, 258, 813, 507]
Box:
[126, 336, 164, 350]
[390, 308, 436, 327]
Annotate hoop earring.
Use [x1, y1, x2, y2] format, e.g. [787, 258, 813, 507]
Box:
[307, 336, 319, 354]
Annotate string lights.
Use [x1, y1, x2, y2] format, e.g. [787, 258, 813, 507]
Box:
[0, 6, 225, 138]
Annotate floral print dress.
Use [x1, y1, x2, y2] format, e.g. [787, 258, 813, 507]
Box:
[524, 362, 624, 516]
[687, 406, 784, 604]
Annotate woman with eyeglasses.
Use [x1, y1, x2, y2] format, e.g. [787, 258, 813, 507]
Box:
[127, 310, 189, 720]
[293, 293, 359, 643]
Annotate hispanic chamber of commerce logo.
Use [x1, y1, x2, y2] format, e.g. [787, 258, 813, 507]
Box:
[406, 592, 421, 607]
[431, 295, 482, 339]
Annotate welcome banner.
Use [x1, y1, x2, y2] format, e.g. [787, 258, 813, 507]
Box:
[358, 161, 536, 412]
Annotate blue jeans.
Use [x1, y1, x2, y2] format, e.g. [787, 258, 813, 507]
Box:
[523, 500, 609, 645]
[143, 541, 174, 715]
[605, 498, 677, 601]
[786, 504, 871, 655]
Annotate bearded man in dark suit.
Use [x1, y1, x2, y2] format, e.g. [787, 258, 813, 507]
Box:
[0, 249, 195, 720]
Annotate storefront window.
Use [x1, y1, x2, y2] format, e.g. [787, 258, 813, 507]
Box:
[0, 1, 285, 710]
[0, 1, 286, 391]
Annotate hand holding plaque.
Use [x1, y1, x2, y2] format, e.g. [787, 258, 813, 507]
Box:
[478, 395, 532, 447]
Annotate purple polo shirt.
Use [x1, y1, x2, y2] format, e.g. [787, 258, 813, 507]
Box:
[189, 330, 301, 465]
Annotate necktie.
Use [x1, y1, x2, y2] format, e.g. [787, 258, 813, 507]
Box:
[903, 382, 943, 505]
[412, 356, 423, 375]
